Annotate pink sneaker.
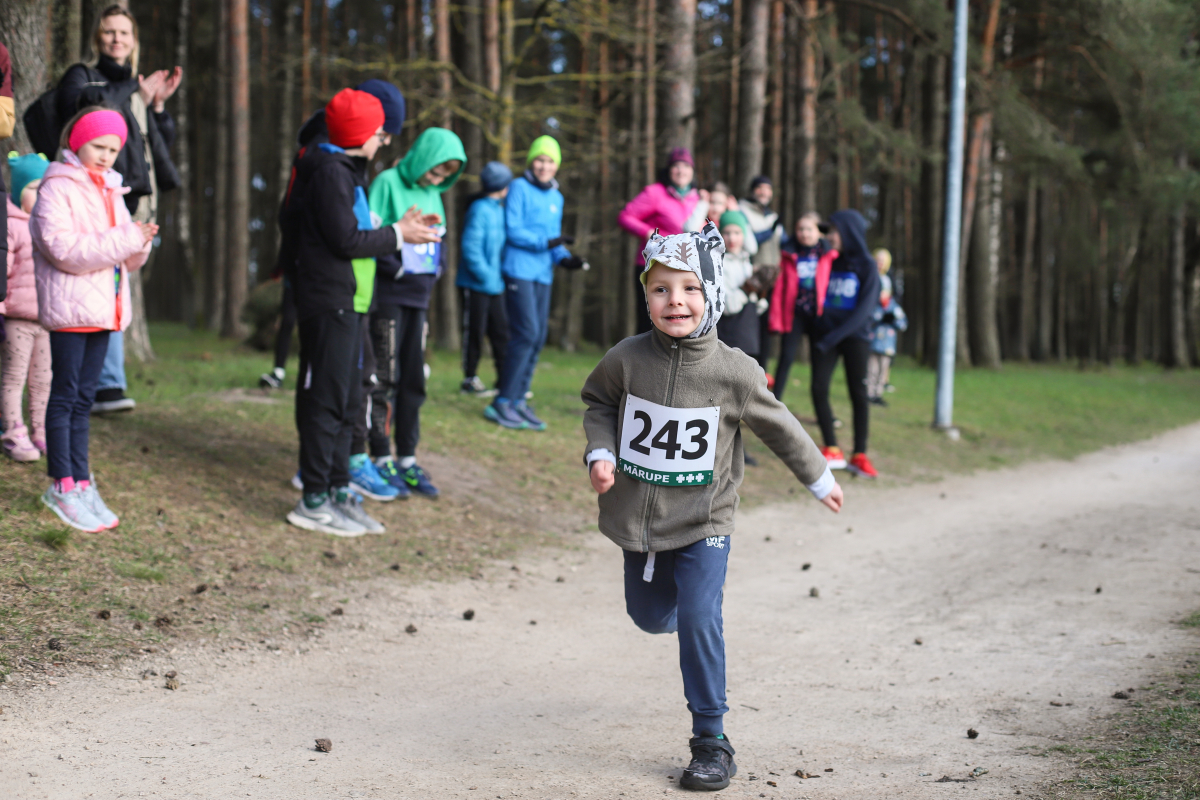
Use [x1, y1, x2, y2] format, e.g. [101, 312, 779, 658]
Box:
[3, 433, 41, 462]
[33, 439, 47, 454]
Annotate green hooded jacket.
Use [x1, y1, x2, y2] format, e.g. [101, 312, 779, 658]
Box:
[369, 127, 466, 225]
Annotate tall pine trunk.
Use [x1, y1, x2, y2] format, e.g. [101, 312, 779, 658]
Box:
[223, 0, 251, 339]
[798, 0, 818, 212]
[662, 0, 697, 152]
[920, 52, 945, 366]
[433, 0, 460, 351]
[1169, 151, 1190, 367]
[176, 0, 196, 327]
[735, 0, 768, 189]
[209, 0, 231, 331]
[766, 0, 785, 190]
[0, 0, 50, 156]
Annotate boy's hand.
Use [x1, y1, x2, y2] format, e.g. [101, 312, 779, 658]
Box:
[398, 205, 442, 244]
[820, 481, 844, 513]
[590, 460, 615, 494]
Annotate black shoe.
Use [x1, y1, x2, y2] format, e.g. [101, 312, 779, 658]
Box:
[680, 735, 736, 791]
[869, 396, 888, 407]
[91, 388, 136, 414]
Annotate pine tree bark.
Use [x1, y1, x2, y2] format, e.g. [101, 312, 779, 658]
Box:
[1095, 211, 1109, 364]
[643, 0, 657, 182]
[432, 0, 459, 351]
[830, 2, 848, 209]
[498, 0, 515, 162]
[972, 140, 1002, 368]
[735, 0, 767, 190]
[462, 0, 485, 166]
[301, 0, 312, 117]
[920, 52, 945, 366]
[224, 0, 250, 339]
[0, 0, 50, 156]
[798, 0, 818, 212]
[1017, 177, 1036, 360]
[726, 0, 741, 186]
[175, 0, 196, 326]
[209, 0, 230, 331]
[52, 0, 83, 81]
[766, 0, 785, 190]
[662, 0, 697, 152]
[277, 1, 296, 207]
[1169, 150, 1190, 367]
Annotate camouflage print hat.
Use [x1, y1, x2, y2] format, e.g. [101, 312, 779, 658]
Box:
[640, 221, 727, 339]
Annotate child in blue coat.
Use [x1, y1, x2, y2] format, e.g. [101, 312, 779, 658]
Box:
[867, 248, 907, 406]
[456, 161, 512, 396]
[485, 136, 586, 431]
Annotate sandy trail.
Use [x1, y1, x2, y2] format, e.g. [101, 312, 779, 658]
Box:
[3, 425, 1199, 800]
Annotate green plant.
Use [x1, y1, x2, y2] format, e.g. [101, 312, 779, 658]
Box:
[113, 562, 166, 582]
[32, 527, 71, 551]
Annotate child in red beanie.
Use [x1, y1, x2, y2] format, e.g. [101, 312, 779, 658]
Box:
[288, 88, 410, 537]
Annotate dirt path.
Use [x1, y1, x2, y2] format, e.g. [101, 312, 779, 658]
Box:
[4, 425, 1200, 800]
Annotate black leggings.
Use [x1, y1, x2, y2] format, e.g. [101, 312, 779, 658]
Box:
[810, 336, 871, 454]
[273, 277, 297, 371]
[773, 315, 811, 401]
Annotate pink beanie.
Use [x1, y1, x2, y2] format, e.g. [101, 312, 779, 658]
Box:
[68, 110, 128, 153]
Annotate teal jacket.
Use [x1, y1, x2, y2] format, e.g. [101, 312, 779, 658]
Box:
[457, 196, 506, 295]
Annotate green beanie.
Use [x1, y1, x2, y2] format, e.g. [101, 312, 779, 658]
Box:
[718, 210, 749, 231]
[8, 151, 50, 205]
[526, 135, 562, 167]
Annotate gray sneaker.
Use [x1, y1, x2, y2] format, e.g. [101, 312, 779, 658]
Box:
[333, 490, 385, 534]
[81, 476, 119, 529]
[42, 484, 106, 532]
[286, 496, 366, 537]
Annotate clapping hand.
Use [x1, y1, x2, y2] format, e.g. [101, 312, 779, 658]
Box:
[398, 205, 442, 244]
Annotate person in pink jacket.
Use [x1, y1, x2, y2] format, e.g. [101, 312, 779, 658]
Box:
[30, 107, 155, 532]
[617, 147, 700, 333]
[3, 152, 51, 461]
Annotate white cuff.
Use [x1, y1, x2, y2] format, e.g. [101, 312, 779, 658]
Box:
[806, 465, 835, 500]
[391, 221, 405, 250]
[586, 448, 617, 467]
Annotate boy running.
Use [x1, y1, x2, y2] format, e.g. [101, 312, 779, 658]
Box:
[581, 223, 844, 791]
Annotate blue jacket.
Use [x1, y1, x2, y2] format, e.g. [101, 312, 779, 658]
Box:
[502, 174, 572, 285]
[457, 196, 506, 295]
[870, 299, 908, 356]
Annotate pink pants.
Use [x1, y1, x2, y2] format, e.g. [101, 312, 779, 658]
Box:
[2, 317, 51, 443]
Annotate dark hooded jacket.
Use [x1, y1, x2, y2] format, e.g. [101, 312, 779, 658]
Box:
[812, 209, 880, 351]
[56, 56, 179, 214]
[272, 109, 330, 279]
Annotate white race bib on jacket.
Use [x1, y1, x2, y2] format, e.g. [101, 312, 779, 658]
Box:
[619, 394, 719, 486]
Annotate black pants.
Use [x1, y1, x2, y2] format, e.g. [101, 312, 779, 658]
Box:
[350, 313, 375, 455]
[755, 311, 773, 370]
[273, 276, 297, 372]
[46, 330, 109, 481]
[810, 335, 871, 454]
[634, 264, 653, 334]
[369, 304, 426, 460]
[460, 288, 508, 382]
[296, 309, 360, 494]
[773, 314, 812, 401]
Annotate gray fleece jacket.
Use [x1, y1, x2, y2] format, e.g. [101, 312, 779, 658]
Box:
[582, 326, 829, 553]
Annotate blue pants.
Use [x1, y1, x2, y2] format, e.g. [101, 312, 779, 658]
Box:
[97, 329, 126, 392]
[47, 330, 110, 480]
[498, 279, 551, 404]
[624, 536, 732, 736]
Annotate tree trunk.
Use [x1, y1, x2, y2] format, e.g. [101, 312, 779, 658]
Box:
[0, 0, 50, 156]
[726, 0, 741, 186]
[301, 0, 312, 118]
[432, 0, 459, 351]
[662, 0, 697, 152]
[955, 113, 989, 366]
[223, 0, 250, 339]
[498, 0, 515, 162]
[462, 0, 485, 166]
[597, 0, 614, 345]
[1112, 221, 1139, 364]
[1017, 177, 1036, 360]
[831, 2, 848, 209]
[798, 0, 818, 212]
[318, 0, 329, 96]
[1036, 182, 1055, 360]
[1169, 151, 1190, 367]
[766, 0, 785, 190]
[735, 0, 767, 190]
[52, 0, 83, 81]
[484, 0, 500, 98]
[175, 0, 196, 327]
[972, 139, 1002, 368]
[643, 0, 657, 183]
[920, 52, 945, 366]
[277, 1, 296, 207]
[209, 0, 230, 331]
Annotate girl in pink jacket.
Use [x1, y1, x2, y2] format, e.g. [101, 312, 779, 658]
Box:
[31, 108, 156, 532]
[3, 152, 51, 461]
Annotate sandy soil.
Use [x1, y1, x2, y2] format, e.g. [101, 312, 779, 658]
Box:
[3, 424, 1199, 800]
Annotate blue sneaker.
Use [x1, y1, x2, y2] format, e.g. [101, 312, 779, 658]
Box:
[348, 454, 402, 502]
[400, 463, 439, 497]
[514, 401, 547, 431]
[485, 400, 528, 430]
[373, 457, 414, 498]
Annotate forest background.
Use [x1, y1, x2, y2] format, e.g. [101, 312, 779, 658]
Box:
[1, 0, 1199, 370]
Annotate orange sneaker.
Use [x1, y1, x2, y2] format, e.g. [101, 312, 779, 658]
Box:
[821, 446, 847, 470]
[847, 452, 878, 478]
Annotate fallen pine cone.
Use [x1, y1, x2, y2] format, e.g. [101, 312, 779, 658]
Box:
[795, 770, 821, 779]
[315, 738, 332, 753]
[165, 677, 180, 691]
[405, 624, 418, 634]
[967, 728, 979, 739]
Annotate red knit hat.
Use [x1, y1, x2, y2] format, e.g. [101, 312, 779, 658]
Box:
[325, 89, 385, 149]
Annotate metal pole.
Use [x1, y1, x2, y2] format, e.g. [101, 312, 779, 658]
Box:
[933, 0, 970, 429]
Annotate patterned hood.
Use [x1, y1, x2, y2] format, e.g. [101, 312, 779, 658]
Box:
[639, 221, 727, 339]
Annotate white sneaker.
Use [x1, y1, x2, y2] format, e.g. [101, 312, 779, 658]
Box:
[81, 475, 119, 529]
[286, 496, 366, 537]
[42, 484, 106, 532]
[290, 471, 304, 491]
[334, 490, 385, 534]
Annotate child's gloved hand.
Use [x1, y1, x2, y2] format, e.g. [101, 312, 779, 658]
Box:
[820, 481, 844, 513]
[589, 460, 615, 494]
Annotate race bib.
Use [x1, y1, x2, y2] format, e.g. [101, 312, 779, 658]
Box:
[400, 225, 447, 275]
[825, 271, 860, 310]
[619, 394, 719, 487]
[797, 254, 817, 288]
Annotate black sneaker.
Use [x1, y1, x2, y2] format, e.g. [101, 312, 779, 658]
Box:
[680, 735, 736, 791]
[91, 388, 136, 414]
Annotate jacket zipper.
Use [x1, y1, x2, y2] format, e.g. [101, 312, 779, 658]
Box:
[640, 338, 682, 552]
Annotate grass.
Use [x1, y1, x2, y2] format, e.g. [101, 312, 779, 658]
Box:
[2, 323, 1200, 673]
[1040, 619, 1200, 799]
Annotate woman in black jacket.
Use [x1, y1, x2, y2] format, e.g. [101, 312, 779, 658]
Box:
[54, 5, 182, 413]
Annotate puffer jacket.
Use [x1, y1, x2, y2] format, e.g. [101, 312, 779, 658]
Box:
[582, 326, 828, 552]
[617, 181, 700, 266]
[4, 197, 37, 320]
[30, 159, 150, 331]
[502, 173, 573, 285]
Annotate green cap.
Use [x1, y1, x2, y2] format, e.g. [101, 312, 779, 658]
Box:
[718, 210, 749, 231]
[526, 135, 562, 167]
